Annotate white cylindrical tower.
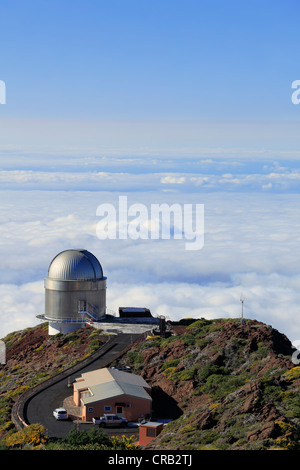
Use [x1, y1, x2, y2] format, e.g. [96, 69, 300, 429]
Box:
[42, 249, 106, 335]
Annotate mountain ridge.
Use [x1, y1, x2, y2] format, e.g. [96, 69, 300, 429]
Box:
[118, 318, 300, 450]
[1, 318, 300, 450]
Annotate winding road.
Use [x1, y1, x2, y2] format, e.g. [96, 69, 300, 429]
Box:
[24, 333, 141, 438]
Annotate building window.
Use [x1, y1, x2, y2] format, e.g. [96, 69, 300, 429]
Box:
[146, 428, 156, 437]
[104, 406, 111, 412]
[88, 407, 94, 413]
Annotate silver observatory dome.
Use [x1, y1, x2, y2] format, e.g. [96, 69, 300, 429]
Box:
[48, 249, 103, 281]
[44, 249, 107, 335]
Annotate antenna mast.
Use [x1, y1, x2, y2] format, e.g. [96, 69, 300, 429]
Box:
[240, 295, 245, 326]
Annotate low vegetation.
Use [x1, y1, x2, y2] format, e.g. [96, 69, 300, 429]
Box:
[0, 323, 106, 443]
[120, 318, 300, 450]
[1, 317, 300, 450]
[2, 423, 139, 450]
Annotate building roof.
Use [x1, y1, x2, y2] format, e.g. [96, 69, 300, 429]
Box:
[81, 380, 152, 405]
[74, 367, 150, 392]
[75, 367, 151, 406]
[140, 422, 164, 428]
[47, 249, 103, 281]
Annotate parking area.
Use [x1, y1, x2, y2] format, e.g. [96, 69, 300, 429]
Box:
[62, 395, 140, 433]
[24, 333, 141, 438]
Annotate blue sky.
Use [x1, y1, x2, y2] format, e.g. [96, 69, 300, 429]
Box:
[1, 0, 300, 122]
[1, 0, 300, 156]
[1, 1, 300, 344]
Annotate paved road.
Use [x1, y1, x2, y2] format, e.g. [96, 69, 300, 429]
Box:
[24, 333, 140, 438]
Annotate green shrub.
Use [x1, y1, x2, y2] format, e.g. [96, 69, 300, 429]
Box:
[186, 319, 212, 338]
[197, 364, 229, 382]
[196, 338, 212, 349]
[254, 343, 269, 359]
[89, 330, 101, 338]
[198, 429, 220, 444]
[8, 385, 30, 398]
[284, 366, 300, 382]
[65, 333, 80, 342]
[282, 393, 300, 418]
[170, 365, 199, 382]
[60, 426, 139, 450]
[89, 339, 101, 353]
[126, 351, 144, 367]
[143, 337, 162, 348]
[0, 440, 8, 450]
[64, 426, 111, 447]
[181, 423, 197, 434]
[178, 366, 199, 381]
[201, 373, 248, 398]
[180, 334, 196, 346]
[163, 366, 177, 378]
[0, 421, 14, 433]
[162, 359, 180, 370]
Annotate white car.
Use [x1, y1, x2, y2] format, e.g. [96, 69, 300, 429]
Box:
[111, 366, 131, 372]
[53, 408, 68, 420]
[92, 413, 128, 427]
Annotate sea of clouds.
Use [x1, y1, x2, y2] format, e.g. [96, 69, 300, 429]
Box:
[1, 152, 300, 348]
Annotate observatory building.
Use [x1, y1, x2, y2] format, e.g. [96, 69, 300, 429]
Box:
[39, 249, 107, 335]
[37, 248, 166, 336]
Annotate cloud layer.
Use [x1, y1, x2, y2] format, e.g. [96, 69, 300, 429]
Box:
[0, 173, 300, 345]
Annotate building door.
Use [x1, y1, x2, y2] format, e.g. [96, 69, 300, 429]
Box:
[116, 406, 123, 417]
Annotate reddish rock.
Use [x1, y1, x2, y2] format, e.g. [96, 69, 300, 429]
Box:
[197, 410, 216, 430]
[247, 421, 277, 442]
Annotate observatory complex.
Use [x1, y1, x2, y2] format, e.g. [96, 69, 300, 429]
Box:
[37, 248, 162, 335]
[38, 249, 107, 335]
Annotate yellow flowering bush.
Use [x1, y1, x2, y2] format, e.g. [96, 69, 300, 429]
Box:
[284, 366, 300, 381]
[110, 434, 139, 450]
[8, 385, 30, 398]
[5, 424, 47, 448]
[209, 402, 222, 415]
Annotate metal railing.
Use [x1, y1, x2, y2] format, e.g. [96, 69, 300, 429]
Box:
[106, 308, 116, 317]
[36, 314, 85, 324]
[78, 300, 99, 321]
[36, 305, 117, 324]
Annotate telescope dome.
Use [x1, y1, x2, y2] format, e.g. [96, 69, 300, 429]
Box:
[47, 249, 103, 281]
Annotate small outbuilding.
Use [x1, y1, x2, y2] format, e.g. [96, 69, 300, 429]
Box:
[139, 422, 164, 446]
[119, 307, 152, 318]
[73, 367, 152, 422]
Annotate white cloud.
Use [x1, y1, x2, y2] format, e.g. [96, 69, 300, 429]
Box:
[160, 176, 186, 184]
[107, 274, 300, 343]
[0, 150, 300, 346]
[0, 281, 44, 338]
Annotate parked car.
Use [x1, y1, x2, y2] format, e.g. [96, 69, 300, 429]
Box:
[53, 408, 68, 420]
[92, 413, 128, 427]
[111, 366, 131, 372]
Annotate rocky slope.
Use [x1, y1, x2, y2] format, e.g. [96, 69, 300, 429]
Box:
[0, 323, 106, 438]
[119, 318, 300, 450]
[1, 318, 300, 450]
